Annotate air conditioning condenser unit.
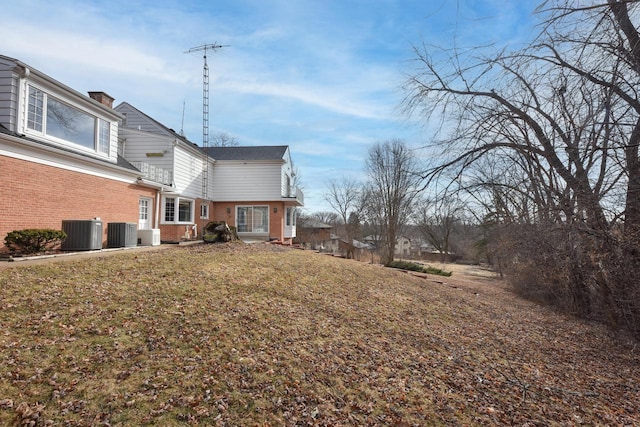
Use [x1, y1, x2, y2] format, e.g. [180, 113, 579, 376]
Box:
[137, 229, 161, 246]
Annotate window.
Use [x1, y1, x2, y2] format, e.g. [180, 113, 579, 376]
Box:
[98, 119, 110, 154]
[25, 84, 110, 155]
[178, 200, 191, 222]
[286, 207, 297, 226]
[236, 206, 269, 233]
[163, 197, 194, 223]
[164, 198, 176, 222]
[200, 203, 209, 219]
[46, 96, 95, 148]
[27, 86, 44, 132]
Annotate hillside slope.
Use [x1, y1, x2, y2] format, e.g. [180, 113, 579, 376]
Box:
[0, 243, 638, 425]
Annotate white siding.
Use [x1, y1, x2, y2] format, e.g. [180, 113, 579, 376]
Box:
[211, 161, 283, 201]
[108, 121, 119, 160]
[115, 104, 214, 197]
[281, 147, 292, 196]
[121, 128, 174, 171]
[174, 144, 205, 198]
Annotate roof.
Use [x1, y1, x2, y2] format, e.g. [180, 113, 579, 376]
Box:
[115, 102, 200, 147]
[205, 145, 288, 161]
[0, 55, 122, 120]
[300, 219, 333, 229]
[329, 233, 374, 250]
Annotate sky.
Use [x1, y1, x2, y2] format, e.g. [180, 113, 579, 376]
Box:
[1, 0, 537, 213]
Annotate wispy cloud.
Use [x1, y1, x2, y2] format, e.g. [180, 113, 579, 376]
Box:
[223, 79, 392, 120]
[1, 0, 537, 212]
[2, 23, 185, 82]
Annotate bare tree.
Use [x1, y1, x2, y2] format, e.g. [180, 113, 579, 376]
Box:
[402, 0, 640, 337]
[365, 139, 422, 265]
[324, 176, 361, 258]
[211, 131, 239, 147]
[414, 196, 466, 263]
[291, 166, 304, 191]
[310, 211, 340, 226]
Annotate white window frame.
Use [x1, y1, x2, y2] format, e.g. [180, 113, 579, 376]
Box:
[286, 207, 297, 226]
[200, 203, 209, 220]
[236, 205, 269, 234]
[23, 83, 111, 157]
[162, 196, 194, 224]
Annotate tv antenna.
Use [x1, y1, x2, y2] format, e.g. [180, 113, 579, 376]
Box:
[185, 43, 228, 201]
[179, 100, 186, 137]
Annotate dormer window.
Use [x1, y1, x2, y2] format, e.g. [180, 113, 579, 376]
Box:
[26, 84, 110, 155]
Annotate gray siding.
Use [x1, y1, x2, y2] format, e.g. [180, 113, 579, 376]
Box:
[0, 58, 19, 132]
[116, 103, 171, 136]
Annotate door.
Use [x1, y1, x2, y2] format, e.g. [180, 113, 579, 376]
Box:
[139, 197, 152, 230]
[284, 206, 296, 238]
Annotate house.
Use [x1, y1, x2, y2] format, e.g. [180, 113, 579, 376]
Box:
[363, 235, 411, 257]
[294, 219, 332, 250]
[328, 234, 375, 261]
[114, 102, 214, 242]
[115, 106, 304, 244]
[205, 146, 304, 243]
[395, 236, 412, 258]
[0, 54, 305, 250]
[0, 55, 161, 252]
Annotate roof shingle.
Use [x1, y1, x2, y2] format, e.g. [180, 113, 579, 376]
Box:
[205, 145, 288, 161]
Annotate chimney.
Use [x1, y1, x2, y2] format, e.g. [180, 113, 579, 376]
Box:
[88, 91, 115, 109]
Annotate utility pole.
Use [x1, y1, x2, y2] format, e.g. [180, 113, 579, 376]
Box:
[185, 43, 228, 203]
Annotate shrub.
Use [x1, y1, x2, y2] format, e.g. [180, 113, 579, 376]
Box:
[387, 260, 453, 277]
[4, 229, 67, 255]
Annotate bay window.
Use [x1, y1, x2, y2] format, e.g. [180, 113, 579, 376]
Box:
[163, 197, 194, 223]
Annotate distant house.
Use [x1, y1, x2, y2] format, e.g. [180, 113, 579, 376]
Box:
[0, 55, 160, 251]
[363, 235, 412, 258]
[395, 236, 411, 257]
[328, 234, 375, 261]
[295, 219, 332, 250]
[205, 146, 304, 243]
[115, 102, 213, 242]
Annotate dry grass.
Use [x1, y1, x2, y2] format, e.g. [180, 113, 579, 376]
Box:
[0, 243, 638, 426]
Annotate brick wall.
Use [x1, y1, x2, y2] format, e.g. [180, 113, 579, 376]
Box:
[212, 201, 285, 241]
[0, 156, 156, 251]
[156, 198, 213, 243]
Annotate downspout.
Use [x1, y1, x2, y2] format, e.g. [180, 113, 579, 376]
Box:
[155, 191, 161, 229]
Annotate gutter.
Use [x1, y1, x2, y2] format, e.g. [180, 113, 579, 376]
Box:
[0, 131, 139, 177]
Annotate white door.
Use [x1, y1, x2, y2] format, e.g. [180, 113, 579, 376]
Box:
[139, 198, 152, 230]
[284, 207, 297, 238]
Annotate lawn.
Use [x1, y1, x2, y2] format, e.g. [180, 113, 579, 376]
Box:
[0, 243, 638, 426]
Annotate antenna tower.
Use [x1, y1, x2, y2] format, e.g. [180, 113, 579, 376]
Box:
[185, 43, 228, 201]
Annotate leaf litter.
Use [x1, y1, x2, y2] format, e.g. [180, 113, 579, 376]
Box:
[0, 242, 638, 426]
